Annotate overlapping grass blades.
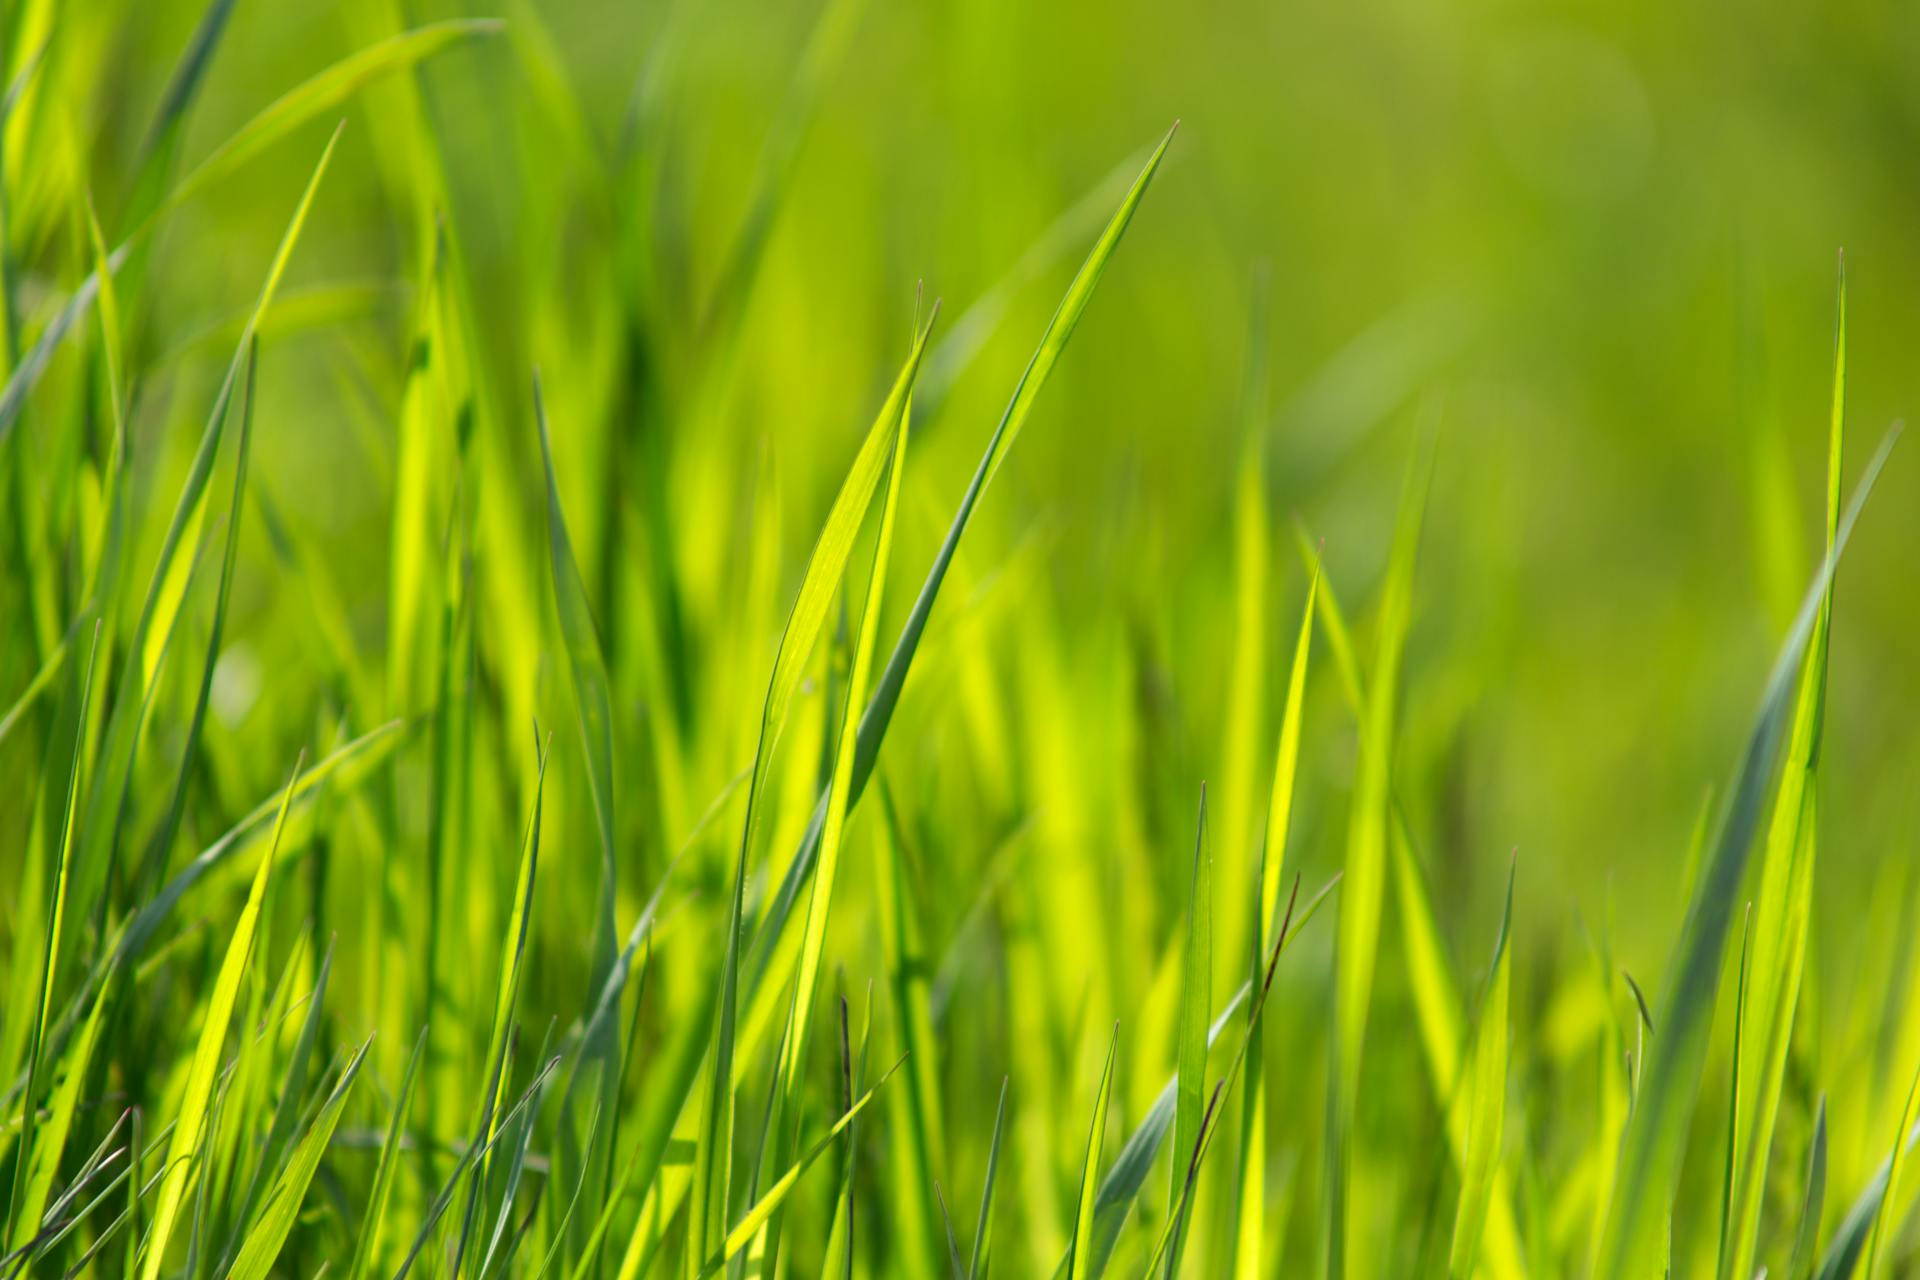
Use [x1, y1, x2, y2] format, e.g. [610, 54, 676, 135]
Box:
[1595, 421, 1901, 1279]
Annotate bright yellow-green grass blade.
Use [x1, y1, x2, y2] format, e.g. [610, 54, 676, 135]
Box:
[1167, 789, 1211, 1277]
[1326, 436, 1430, 1275]
[1234, 570, 1313, 1278]
[1449, 865, 1514, 1279]
[139, 755, 302, 1280]
[741, 118, 1177, 1074]
[1722, 259, 1846, 1280]
[1595, 422, 1900, 1280]
[763, 377, 913, 1275]
[1066, 1026, 1119, 1280]
[225, 1036, 371, 1280]
[66, 126, 339, 962]
[687, 308, 935, 1277]
[696, 1056, 905, 1278]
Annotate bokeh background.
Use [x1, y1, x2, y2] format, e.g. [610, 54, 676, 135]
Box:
[5, 0, 1920, 1272]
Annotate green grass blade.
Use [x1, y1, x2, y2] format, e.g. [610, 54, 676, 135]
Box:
[1723, 261, 1847, 1280]
[2, 621, 99, 1253]
[762, 367, 915, 1276]
[1167, 789, 1211, 1277]
[138, 334, 259, 898]
[225, 1036, 371, 1280]
[1863, 1055, 1920, 1280]
[1327, 434, 1431, 1276]
[1233, 569, 1314, 1278]
[687, 307, 935, 1277]
[139, 754, 303, 1280]
[1065, 1025, 1119, 1280]
[742, 121, 1176, 1030]
[1596, 422, 1901, 1280]
[67, 125, 340, 961]
[696, 1055, 906, 1278]
[346, 1026, 426, 1280]
[156, 20, 501, 223]
[1074, 872, 1339, 1279]
[452, 734, 549, 1277]
[1448, 865, 1514, 1279]
[391, 1055, 562, 1280]
[968, 1078, 1009, 1280]
[1790, 1098, 1828, 1280]
[876, 786, 951, 1277]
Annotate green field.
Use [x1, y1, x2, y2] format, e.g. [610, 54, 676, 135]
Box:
[2, 1, 1918, 1276]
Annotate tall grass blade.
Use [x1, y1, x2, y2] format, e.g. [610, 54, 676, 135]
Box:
[138, 754, 304, 1280]
[1167, 789, 1212, 1277]
[1449, 865, 1514, 1279]
[1065, 1026, 1119, 1280]
[1595, 422, 1901, 1280]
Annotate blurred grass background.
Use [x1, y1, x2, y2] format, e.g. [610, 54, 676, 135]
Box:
[4, 0, 1920, 1273]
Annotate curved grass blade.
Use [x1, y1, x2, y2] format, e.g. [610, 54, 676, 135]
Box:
[1596, 422, 1902, 1280]
[225, 1036, 371, 1280]
[1449, 865, 1515, 1279]
[139, 755, 303, 1280]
